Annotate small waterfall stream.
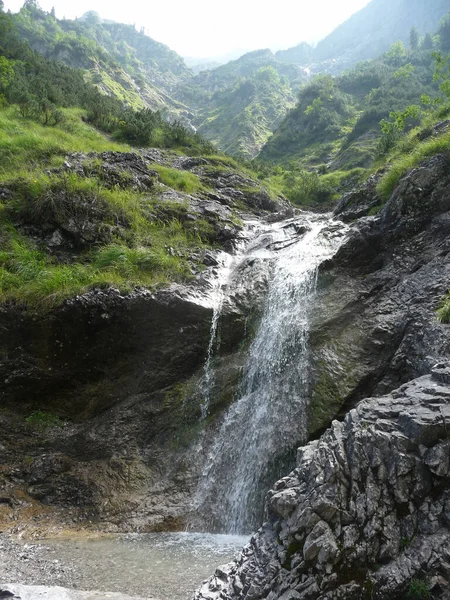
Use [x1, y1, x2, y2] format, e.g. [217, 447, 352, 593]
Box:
[191, 214, 348, 533]
[199, 253, 234, 419]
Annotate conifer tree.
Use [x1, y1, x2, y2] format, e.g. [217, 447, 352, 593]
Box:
[422, 32, 434, 50]
[409, 26, 419, 50]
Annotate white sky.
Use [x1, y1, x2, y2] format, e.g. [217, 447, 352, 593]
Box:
[3, 0, 372, 59]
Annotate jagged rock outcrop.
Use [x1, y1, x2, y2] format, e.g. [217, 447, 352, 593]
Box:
[194, 366, 450, 600]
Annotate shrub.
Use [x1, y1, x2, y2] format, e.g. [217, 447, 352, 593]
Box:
[437, 292, 450, 323]
[407, 579, 431, 600]
[282, 170, 333, 206]
[26, 410, 63, 429]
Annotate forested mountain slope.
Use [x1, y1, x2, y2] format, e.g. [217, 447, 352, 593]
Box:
[279, 0, 449, 74]
[173, 49, 305, 158]
[8, 2, 192, 116]
[259, 17, 450, 170]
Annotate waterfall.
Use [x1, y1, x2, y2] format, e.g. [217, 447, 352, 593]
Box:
[191, 215, 347, 534]
[199, 253, 234, 419]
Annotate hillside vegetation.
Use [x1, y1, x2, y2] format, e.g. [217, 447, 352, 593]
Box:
[253, 14, 450, 208]
[0, 5, 281, 309]
[174, 49, 305, 159]
[189, 65, 296, 158]
[1, 0, 450, 313]
[280, 0, 449, 74]
[5, 0, 450, 163]
[4, 4, 301, 159]
[7, 1, 191, 116]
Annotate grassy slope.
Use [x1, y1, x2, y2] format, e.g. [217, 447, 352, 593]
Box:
[376, 109, 450, 200]
[196, 67, 296, 158]
[0, 107, 130, 178]
[0, 107, 215, 309]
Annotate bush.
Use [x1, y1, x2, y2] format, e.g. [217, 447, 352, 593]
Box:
[282, 170, 333, 206]
[26, 410, 63, 429]
[407, 579, 431, 600]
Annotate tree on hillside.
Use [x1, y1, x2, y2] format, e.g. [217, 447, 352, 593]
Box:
[409, 27, 419, 51]
[421, 33, 435, 50]
[22, 0, 39, 10]
[439, 14, 450, 52]
[0, 1, 4, 12]
[385, 41, 407, 66]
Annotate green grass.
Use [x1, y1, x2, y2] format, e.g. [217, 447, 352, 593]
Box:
[257, 174, 285, 198]
[321, 167, 368, 194]
[376, 102, 450, 202]
[153, 165, 206, 194]
[26, 410, 64, 429]
[0, 169, 217, 309]
[437, 292, 450, 323]
[0, 106, 130, 179]
[406, 579, 431, 600]
[0, 105, 259, 310]
[203, 154, 240, 168]
[377, 130, 450, 201]
[0, 233, 197, 310]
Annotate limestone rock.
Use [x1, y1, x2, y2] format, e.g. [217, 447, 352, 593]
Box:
[193, 372, 450, 600]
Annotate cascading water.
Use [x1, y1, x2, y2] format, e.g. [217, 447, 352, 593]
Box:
[199, 253, 234, 419]
[191, 215, 348, 534]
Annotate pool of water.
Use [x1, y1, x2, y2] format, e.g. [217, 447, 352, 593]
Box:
[37, 532, 249, 600]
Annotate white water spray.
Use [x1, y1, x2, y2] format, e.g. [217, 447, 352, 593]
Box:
[191, 215, 347, 533]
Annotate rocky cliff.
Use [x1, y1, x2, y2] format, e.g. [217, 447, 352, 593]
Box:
[194, 367, 450, 600]
[193, 152, 450, 598]
[307, 153, 450, 435]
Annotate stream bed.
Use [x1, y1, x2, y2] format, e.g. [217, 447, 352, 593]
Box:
[18, 533, 248, 600]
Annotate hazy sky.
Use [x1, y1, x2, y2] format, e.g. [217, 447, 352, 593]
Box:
[3, 0, 372, 58]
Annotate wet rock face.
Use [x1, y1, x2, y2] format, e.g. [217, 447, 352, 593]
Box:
[0, 286, 215, 418]
[308, 154, 450, 434]
[0, 283, 250, 531]
[194, 369, 450, 600]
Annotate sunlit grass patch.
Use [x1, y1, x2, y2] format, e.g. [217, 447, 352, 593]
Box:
[153, 165, 206, 194]
[0, 106, 129, 179]
[377, 130, 450, 201]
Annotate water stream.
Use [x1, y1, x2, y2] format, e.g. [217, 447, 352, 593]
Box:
[199, 253, 234, 419]
[28, 533, 248, 600]
[2, 216, 348, 600]
[191, 215, 347, 533]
